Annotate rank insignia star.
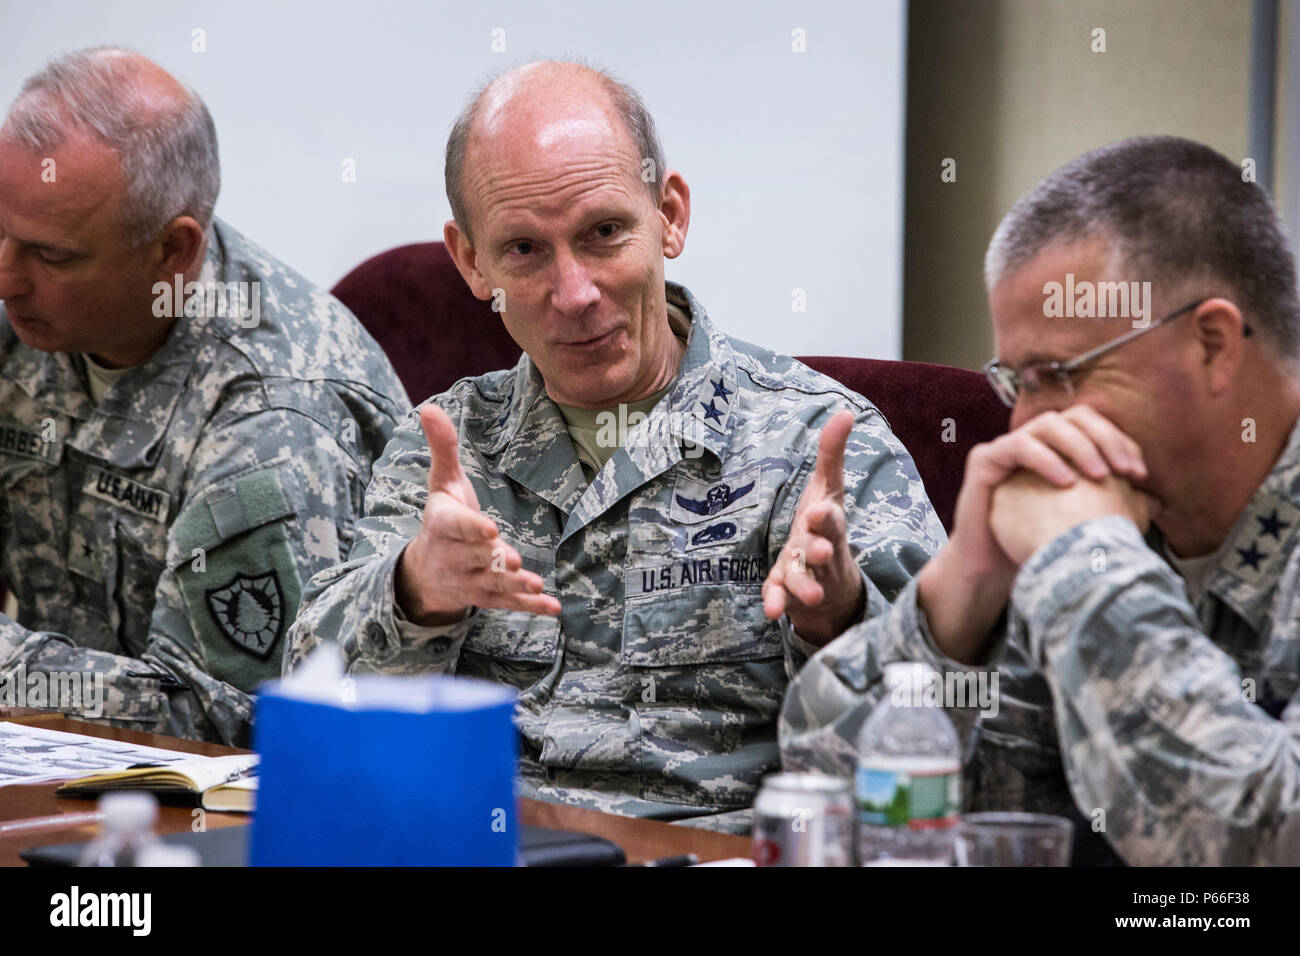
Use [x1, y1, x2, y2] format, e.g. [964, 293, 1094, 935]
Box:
[710, 378, 733, 403]
[700, 399, 723, 423]
[1236, 542, 1266, 572]
[1256, 508, 1290, 541]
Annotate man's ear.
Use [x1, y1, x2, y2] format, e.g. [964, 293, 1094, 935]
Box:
[1194, 297, 1248, 396]
[154, 216, 205, 282]
[657, 171, 690, 260]
[443, 220, 494, 300]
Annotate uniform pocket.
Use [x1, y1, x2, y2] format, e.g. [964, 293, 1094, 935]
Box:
[621, 575, 780, 667]
[622, 584, 784, 810]
[114, 519, 165, 658]
[456, 543, 562, 702]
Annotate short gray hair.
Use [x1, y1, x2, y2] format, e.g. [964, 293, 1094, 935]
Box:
[2, 47, 220, 246]
[444, 60, 665, 244]
[985, 135, 1300, 358]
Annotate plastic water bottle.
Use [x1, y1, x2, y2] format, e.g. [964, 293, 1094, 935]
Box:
[855, 662, 961, 865]
[77, 792, 162, 867]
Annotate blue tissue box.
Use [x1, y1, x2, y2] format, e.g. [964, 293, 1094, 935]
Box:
[250, 674, 517, 866]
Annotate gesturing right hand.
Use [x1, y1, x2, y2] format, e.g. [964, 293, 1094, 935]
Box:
[395, 404, 563, 626]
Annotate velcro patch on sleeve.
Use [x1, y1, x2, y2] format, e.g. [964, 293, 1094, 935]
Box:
[178, 522, 303, 693]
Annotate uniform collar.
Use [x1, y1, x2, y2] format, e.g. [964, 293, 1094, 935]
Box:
[659, 282, 737, 464]
[1195, 414, 1300, 630]
[487, 282, 735, 467]
[486, 282, 738, 523]
[0, 334, 93, 422]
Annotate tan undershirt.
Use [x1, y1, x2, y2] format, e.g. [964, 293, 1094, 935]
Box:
[1162, 540, 1220, 606]
[81, 353, 136, 403]
[557, 386, 672, 481]
[554, 303, 691, 481]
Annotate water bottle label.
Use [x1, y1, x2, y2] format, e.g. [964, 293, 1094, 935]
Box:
[855, 765, 959, 828]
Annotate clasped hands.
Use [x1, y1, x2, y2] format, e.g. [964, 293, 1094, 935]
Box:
[918, 404, 1152, 664]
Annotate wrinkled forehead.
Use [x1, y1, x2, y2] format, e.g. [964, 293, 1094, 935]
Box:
[0, 129, 125, 237]
[472, 78, 632, 169]
[463, 98, 644, 229]
[990, 238, 1151, 363]
[993, 238, 1138, 340]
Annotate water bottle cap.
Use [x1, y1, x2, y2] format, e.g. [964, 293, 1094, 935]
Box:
[98, 791, 159, 831]
[136, 844, 201, 867]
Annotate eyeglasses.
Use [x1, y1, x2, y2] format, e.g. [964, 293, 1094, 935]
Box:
[981, 298, 1251, 408]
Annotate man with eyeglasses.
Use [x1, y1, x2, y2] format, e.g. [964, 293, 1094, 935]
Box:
[781, 135, 1300, 865]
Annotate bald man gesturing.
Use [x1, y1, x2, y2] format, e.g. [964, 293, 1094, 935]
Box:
[286, 61, 942, 831]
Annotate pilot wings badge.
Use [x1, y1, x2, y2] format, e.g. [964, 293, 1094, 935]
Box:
[675, 480, 755, 517]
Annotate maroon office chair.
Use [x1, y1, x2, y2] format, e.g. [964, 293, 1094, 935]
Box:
[331, 242, 1010, 531]
[332, 242, 521, 402]
[795, 357, 1010, 531]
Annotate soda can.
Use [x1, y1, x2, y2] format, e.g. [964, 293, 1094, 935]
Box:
[752, 772, 853, 867]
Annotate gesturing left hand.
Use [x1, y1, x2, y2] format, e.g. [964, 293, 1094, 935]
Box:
[762, 409, 866, 646]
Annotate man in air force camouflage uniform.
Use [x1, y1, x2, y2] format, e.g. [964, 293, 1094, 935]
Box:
[0, 49, 409, 745]
[285, 61, 943, 831]
[782, 137, 1300, 865]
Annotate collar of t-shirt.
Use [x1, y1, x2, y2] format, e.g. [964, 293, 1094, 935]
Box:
[80, 353, 137, 404]
[553, 302, 690, 482]
[1161, 539, 1221, 607]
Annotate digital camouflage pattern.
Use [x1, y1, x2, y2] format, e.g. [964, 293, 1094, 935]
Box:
[0, 219, 409, 745]
[286, 282, 943, 832]
[782, 419, 1300, 864]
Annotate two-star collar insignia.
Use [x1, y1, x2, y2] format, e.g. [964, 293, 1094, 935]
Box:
[1223, 494, 1300, 587]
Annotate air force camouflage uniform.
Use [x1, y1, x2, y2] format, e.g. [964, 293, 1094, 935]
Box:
[286, 282, 943, 832]
[782, 420, 1300, 864]
[0, 220, 409, 745]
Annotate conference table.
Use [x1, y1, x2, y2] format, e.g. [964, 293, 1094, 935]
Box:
[0, 711, 753, 866]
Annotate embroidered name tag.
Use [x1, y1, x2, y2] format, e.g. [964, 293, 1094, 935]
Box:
[0, 418, 61, 463]
[634, 553, 768, 593]
[83, 465, 171, 521]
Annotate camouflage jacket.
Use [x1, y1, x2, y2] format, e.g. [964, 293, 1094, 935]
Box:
[0, 219, 409, 745]
[286, 282, 943, 832]
[782, 418, 1300, 864]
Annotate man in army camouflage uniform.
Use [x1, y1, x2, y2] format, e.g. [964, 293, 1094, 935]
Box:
[0, 49, 409, 745]
[782, 136, 1300, 864]
[285, 61, 943, 831]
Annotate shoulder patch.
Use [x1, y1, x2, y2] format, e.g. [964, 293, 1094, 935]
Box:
[205, 570, 285, 660]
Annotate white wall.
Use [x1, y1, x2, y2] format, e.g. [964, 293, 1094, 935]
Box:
[0, 0, 905, 359]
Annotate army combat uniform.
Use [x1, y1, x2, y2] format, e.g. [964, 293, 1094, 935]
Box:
[0, 219, 410, 745]
[285, 283, 943, 832]
[782, 419, 1300, 864]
